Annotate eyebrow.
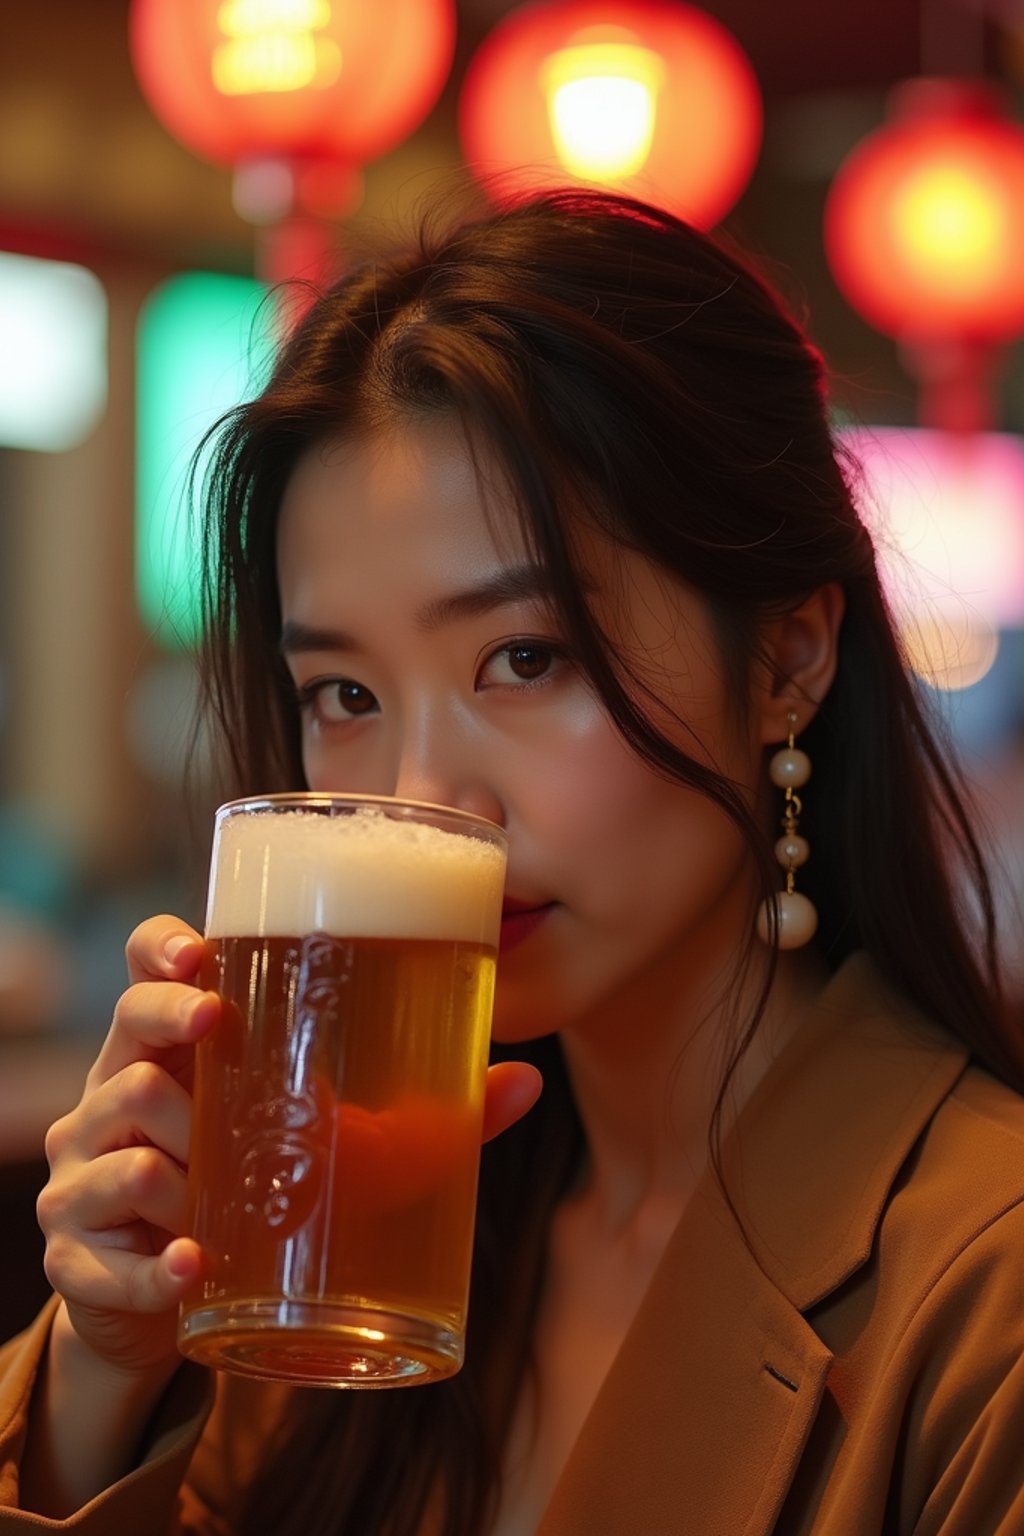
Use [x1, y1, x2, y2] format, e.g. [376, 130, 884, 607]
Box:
[279, 562, 560, 656]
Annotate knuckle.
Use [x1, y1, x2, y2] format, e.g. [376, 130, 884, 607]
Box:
[41, 1231, 75, 1292]
[35, 1178, 61, 1235]
[112, 980, 147, 1025]
[43, 1112, 72, 1166]
[107, 995, 130, 1047]
[36, 1167, 78, 1237]
[121, 1057, 169, 1114]
[124, 918, 153, 965]
[125, 1144, 168, 1200]
[109, 982, 163, 1047]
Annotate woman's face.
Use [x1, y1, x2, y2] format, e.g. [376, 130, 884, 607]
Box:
[276, 416, 769, 1043]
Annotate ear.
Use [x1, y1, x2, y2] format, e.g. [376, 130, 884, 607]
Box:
[754, 581, 846, 744]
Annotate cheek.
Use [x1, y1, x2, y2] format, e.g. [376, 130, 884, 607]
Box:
[301, 732, 387, 798]
[514, 693, 757, 902]
[509, 700, 661, 847]
[301, 734, 340, 793]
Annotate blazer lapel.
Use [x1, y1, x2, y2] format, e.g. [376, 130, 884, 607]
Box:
[538, 1177, 832, 1535]
[538, 956, 969, 1535]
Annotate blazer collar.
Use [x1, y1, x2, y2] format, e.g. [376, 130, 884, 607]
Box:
[722, 952, 969, 1310]
[538, 953, 970, 1535]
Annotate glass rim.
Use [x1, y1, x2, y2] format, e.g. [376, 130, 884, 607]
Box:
[213, 792, 508, 848]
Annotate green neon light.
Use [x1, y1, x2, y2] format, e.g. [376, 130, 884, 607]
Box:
[136, 272, 275, 649]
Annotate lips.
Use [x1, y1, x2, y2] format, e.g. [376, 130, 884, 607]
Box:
[499, 899, 554, 953]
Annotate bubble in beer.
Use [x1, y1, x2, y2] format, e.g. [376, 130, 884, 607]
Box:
[240, 1135, 322, 1232]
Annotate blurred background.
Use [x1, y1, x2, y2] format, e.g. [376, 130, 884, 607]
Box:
[1, 0, 1023, 1332]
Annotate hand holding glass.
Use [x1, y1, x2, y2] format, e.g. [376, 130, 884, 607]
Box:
[177, 794, 507, 1387]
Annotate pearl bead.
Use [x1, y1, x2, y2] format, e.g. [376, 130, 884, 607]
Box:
[756, 891, 818, 949]
[774, 834, 810, 869]
[768, 747, 811, 788]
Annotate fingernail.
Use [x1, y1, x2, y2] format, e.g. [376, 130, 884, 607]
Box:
[165, 1240, 193, 1280]
[164, 936, 193, 966]
[182, 992, 219, 1030]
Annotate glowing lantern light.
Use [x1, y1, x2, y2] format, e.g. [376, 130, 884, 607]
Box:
[459, 0, 762, 229]
[211, 0, 343, 97]
[844, 425, 1024, 691]
[542, 31, 663, 181]
[825, 84, 1024, 343]
[129, 0, 456, 220]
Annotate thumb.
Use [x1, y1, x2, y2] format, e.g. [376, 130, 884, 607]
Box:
[481, 1061, 543, 1143]
[125, 1237, 204, 1314]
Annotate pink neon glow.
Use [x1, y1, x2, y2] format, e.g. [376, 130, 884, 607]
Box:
[843, 427, 1024, 630]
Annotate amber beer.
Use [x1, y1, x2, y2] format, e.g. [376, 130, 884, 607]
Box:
[177, 796, 506, 1386]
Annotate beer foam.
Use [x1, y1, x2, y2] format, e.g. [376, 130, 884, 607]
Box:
[206, 807, 506, 944]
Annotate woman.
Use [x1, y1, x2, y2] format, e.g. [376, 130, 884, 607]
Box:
[2, 189, 1023, 1535]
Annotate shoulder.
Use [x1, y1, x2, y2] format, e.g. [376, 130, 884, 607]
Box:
[0, 1298, 60, 1497]
[749, 963, 1024, 1526]
[904, 1056, 1024, 1221]
[837, 1051, 1024, 1384]
[884, 1058, 1024, 1280]
[802, 1051, 1024, 1524]
[944, 1057, 1024, 1153]
[869, 1077, 1024, 1527]
[738, 954, 1024, 1315]
[815, 952, 1024, 1235]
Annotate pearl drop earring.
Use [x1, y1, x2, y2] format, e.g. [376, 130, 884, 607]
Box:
[756, 710, 819, 950]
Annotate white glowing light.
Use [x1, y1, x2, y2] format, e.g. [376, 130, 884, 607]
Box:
[213, 0, 340, 96]
[542, 37, 663, 182]
[0, 252, 107, 451]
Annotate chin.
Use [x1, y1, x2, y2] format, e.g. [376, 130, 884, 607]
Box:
[489, 1016, 558, 1048]
[488, 992, 564, 1048]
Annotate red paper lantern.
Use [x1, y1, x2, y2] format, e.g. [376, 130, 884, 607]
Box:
[130, 0, 455, 190]
[824, 83, 1024, 342]
[458, 0, 761, 229]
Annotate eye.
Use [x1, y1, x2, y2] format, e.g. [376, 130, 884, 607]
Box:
[297, 678, 379, 724]
[477, 640, 564, 691]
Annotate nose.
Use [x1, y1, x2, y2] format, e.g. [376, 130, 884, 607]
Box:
[390, 712, 505, 829]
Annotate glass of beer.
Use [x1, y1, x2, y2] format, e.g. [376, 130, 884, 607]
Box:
[177, 793, 507, 1387]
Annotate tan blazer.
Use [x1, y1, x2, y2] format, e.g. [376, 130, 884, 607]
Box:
[2, 954, 1024, 1533]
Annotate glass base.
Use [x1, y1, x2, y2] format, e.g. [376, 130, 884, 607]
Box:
[178, 1299, 462, 1387]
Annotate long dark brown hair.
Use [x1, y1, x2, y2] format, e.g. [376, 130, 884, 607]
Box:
[195, 189, 1016, 1535]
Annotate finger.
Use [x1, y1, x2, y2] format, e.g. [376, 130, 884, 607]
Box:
[51, 1060, 193, 1165]
[59, 1236, 203, 1317]
[481, 1062, 543, 1143]
[125, 916, 205, 988]
[39, 1144, 190, 1244]
[87, 984, 220, 1092]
